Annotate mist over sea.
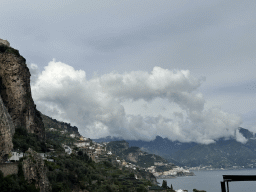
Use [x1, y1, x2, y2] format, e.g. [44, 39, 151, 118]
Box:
[157, 169, 256, 192]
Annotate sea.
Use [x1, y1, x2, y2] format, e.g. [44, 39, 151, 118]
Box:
[157, 169, 256, 192]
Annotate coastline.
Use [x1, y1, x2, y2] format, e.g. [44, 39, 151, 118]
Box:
[156, 168, 256, 192]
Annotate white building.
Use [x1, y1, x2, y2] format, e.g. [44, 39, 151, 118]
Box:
[8, 152, 24, 161]
[74, 141, 90, 148]
[63, 145, 72, 155]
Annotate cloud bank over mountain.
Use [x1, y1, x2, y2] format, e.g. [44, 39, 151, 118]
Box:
[30, 60, 242, 144]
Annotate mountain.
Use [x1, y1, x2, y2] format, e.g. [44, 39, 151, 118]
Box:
[93, 136, 197, 166]
[0, 40, 45, 141]
[94, 128, 256, 168]
[0, 39, 50, 191]
[106, 140, 170, 168]
[172, 139, 256, 168]
[0, 40, 46, 162]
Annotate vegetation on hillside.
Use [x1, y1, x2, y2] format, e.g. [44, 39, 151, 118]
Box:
[107, 141, 168, 168]
[0, 163, 39, 192]
[13, 127, 47, 153]
[46, 152, 152, 192]
[8, 120, 158, 191]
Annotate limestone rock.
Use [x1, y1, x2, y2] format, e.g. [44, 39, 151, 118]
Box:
[0, 42, 45, 140]
[22, 148, 51, 192]
[0, 39, 10, 47]
[0, 94, 14, 162]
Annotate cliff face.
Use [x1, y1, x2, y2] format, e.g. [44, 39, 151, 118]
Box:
[22, 148, 51, 192]
[0, 95, 14, 162]
[126, 148, 142, 163]
[0, 40, 45, 140]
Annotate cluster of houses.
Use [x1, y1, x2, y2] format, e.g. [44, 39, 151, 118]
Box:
[74, 137, 107, 162]
[73, 136, 141, 170]
[7, 132, 129, 166]
[145, 162, 194, 178]
[7, 128, 194, 184]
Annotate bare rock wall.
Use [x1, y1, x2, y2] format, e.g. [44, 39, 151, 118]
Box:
[22, 148, 51, 192]
[0, 43, 45, 140]
[0, 95, 14, 162]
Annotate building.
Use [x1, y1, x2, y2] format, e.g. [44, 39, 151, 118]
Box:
[63, 145, 72, 155]
[74, 141, 90, 148]
[8, 152, 24, 162]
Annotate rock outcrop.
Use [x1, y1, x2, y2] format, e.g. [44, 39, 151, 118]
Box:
[0, 40, 45, 140]
[0, 39, 10, 47]
[0, 95, 14, 162]
[22, 148, 51, 192]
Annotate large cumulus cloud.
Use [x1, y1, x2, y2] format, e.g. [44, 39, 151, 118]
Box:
[30, 60, 243, 144]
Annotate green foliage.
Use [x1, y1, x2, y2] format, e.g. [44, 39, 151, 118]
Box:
[0, 170, 3, 180]
[129, 173, 135, 178]
[46, 129, 75, 148]
[10, 113, 156, 191]
[5, 47, 20, 57]
[0, 164, 39, 192]
[13, 127, 47, 152]
[104, 160, 113, 168]
[44, 152, 154, 192]
[136, 185, 148, 192]
[137, 154, 155, 167]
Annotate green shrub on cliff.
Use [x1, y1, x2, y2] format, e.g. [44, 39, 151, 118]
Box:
[13, 127, 47, 153]
[0, 166, 39, 192]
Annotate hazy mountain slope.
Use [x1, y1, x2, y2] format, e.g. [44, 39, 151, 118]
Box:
[172, 139, 256, 168]
[94, 128, 256, 168]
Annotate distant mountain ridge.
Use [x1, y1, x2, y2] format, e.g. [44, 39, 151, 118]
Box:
[93, 127, 256, 168]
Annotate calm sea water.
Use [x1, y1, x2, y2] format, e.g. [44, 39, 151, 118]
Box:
[157, 169, 256, 192]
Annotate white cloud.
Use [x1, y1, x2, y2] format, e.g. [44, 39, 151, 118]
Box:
[235, 129, 248, 144]
[29, 63, 40, 85]
[30, 60, 242, 144]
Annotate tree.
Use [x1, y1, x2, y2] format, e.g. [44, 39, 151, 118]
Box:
[170, 184, 174, 191]
[162, 180, 167, 189]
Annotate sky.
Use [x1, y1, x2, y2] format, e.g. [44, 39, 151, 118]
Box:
[1, 0, 256, 144]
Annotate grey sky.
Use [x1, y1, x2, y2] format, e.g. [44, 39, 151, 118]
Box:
[1, 0, 256, 142]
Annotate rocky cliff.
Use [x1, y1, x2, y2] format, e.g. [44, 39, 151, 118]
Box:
[0, 39, 45, 140]
[22, 148, 51, 192]
[0, 95, 14, 162]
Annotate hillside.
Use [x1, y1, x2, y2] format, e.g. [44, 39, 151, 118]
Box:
[41, 113, 80, 136]
[106, 140, 169, 168]
[94, 128, 256, 169]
